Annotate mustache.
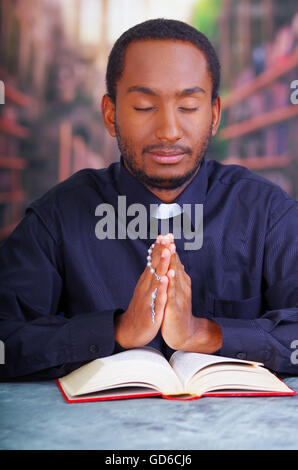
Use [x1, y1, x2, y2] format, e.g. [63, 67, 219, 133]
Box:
[142, 144, 192, 155]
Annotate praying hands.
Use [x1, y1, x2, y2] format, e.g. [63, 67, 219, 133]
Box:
[114, 234, 222, 353]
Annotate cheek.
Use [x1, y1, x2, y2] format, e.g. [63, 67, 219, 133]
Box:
[117, 111, 147, 144]
[190, 115, 213, 143]
[178, 108, 212, 138]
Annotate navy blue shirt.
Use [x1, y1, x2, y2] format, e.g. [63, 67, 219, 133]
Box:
[0, 157, 298, 379]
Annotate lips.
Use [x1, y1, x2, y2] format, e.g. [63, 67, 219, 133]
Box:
[146, 149, 186, 164]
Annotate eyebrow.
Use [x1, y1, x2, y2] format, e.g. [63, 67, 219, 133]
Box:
[126, 85, 206, 96]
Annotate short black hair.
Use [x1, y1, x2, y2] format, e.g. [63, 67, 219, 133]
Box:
[106, 18, 221, 104]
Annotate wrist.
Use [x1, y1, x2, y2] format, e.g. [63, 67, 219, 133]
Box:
[114, 309, 149, 349]
[183, 317, 223, 353]
[114, 310, 134, 349]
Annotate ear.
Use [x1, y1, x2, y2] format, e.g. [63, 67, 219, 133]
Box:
[101, 94, 116, 137]
[211, 96, 222, 136]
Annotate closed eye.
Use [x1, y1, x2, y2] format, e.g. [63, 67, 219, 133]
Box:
[133, 107, 155, 111]
[179, 107, 198, 112]
[133, 106, 198, 112]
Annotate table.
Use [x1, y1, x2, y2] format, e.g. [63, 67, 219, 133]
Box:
[1, 376, 298, 450]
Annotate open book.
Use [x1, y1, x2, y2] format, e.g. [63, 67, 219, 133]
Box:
[57, 347, 296, 403]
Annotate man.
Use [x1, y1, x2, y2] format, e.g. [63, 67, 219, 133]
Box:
[0, 19, 297, 380]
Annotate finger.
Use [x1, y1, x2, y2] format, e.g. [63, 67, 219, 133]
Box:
[174, 252, 190, 288]
[149, 240, 163, 270]
[157, 238, 176, 255]
[158, 233, 174, 246]
[168, 242, 176, 255]
[168, 251, 191, 297]
[152, 275, 168, 321]
[144, 242, 168, 291]
[173, 251, 183, 283]
[168, 249, 178, 271]
[144, 236, 175, 289]
[150, 241, 175, 276]
[166, 268, 176, 304]
[169, 250, 186, 281]
[167, 252, 183, 299]
[156, 247, 173, 278]
[156, 234, 176, 258]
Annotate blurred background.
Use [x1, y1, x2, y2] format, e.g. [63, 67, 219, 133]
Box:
[0, 0, 297, 240]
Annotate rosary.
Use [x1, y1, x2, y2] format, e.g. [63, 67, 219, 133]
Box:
[146, 243, 161, 323]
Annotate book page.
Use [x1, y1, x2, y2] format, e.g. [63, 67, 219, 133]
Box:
[187, 365, 293, 395]
[60, 347, 183, 397]
[61, 385, 161, 402]
[169, 351, 262, 390]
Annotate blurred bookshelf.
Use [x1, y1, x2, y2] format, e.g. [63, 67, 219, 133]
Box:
[0, 0, 110, 241]
[216, 0, 298, 198]
[0, 75, 32, 239]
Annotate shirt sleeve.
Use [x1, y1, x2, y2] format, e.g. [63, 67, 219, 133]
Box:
[0, 210, 118, 379]
[214, 200, 298, 374]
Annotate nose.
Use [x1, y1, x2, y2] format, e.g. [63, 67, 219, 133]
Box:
[154, 105, 183, 143]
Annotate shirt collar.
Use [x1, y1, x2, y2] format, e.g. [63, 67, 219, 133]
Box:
[151, 203, 183, 220]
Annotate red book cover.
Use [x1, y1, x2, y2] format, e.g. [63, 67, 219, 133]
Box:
[55, 348, 297, 403]
[56, 379, 296, 404]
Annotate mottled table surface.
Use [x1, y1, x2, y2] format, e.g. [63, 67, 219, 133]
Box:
[1, 376, 298, 450]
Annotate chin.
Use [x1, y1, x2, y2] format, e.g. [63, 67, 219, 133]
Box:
[140, 171, 196, 190]
[122, 152, 202, 190]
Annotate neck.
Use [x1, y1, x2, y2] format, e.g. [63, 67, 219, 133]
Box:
[143, 166, 201, 203]
[143, 180, 189, 203]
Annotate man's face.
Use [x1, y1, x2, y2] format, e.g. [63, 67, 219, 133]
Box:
[103, 39, 221, 190]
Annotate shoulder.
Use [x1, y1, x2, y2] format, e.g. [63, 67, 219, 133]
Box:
[207, 158, 283, 188]
[29, 163, 119, 211]
[205, 158, 297, 226]
[206, 158, 293, 198]
[26, 163, 120, 241]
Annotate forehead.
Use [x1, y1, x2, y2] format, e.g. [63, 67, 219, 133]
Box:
[118, 39, 211, 96]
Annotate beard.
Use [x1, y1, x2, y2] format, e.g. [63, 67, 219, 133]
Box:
[114, 120, 213, 190]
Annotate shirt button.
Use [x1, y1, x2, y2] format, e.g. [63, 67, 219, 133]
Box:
[89, 344, 98, 354]
[236, 352, 247, 360]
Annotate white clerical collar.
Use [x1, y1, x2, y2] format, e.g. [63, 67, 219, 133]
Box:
[151, 203, 183, 220]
